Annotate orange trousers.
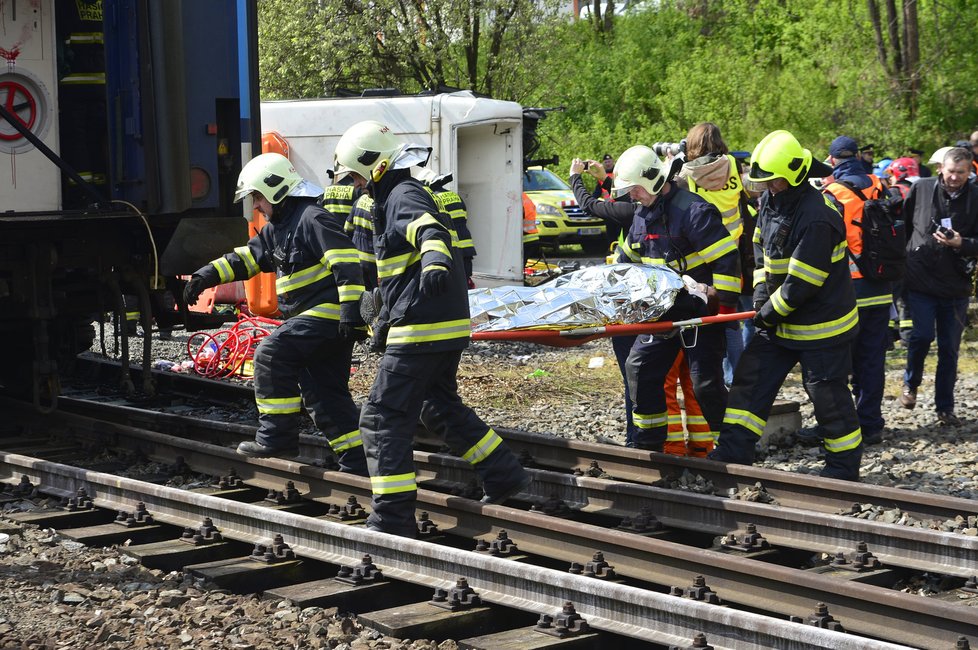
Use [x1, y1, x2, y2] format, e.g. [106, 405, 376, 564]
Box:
[663, 350, 714, 457]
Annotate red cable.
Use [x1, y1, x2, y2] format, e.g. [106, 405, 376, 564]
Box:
[186, 315, 281, 378]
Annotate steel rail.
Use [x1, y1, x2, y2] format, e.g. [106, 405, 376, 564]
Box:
[3, 409, 975, 647]
[492, 427, 978, 524]
[45, 397, 978, 578]
[0, 451, 914, 650]
[55, 383, 978, 526]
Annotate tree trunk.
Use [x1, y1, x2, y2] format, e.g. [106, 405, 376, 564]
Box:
[902, 0, 920, 117]
[866, 0, 891, 75]
[883, 0, 903, 74]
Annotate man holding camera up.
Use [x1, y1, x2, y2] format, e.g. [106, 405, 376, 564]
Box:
[899, 147, 978, 426]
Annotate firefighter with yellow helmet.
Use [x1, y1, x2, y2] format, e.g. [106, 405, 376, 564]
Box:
[334, 121, 529, 537]
[709, 130, 864, 481]
[184, 153, 369, 474]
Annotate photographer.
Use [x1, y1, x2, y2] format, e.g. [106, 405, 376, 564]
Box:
[570, 157, 641, 444]
[898, 147, 978, 427]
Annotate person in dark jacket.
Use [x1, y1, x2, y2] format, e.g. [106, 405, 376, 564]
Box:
[709, 130, 863, 481]
[898, 147, 978, 426]
[183, 153, 369, 474]
[598, 145, 740, 453]
[333, 121, 529, 537]
[818, 136, 892, 446]
[570, 159, 638, 443]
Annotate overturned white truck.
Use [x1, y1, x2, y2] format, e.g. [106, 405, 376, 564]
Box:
[260, 91, 526, 287]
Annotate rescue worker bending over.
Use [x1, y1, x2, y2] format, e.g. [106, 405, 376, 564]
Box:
[334, 121, 529, 538]
[708, 130, 863, 481]
[184, 153, 369, 474]
[611, 145, 741, 452]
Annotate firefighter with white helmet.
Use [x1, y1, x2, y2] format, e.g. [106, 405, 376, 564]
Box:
[184, 152, 369, 473]
[609, 144, 741, 454]
[709, 130, 864, 481]
[334, 121, 529, 537]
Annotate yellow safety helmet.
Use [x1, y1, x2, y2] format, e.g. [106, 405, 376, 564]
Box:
[234, 152, 302, 204]
[334, 120, 405, 184]
[748, 130, 817, 187]
[612, 145, 667, 198]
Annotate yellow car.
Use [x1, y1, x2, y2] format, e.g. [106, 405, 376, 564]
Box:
[523, 168, 607, 254]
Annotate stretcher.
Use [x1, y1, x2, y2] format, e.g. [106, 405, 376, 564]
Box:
[471, 310, 756, 347]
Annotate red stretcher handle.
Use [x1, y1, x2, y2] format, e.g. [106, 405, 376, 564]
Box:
[471, 310, 756, 348]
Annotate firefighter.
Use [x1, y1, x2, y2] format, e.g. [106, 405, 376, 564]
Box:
[320, 173, 360, 230]
[709, 130, 863, 481]
[416, 169, 478, 287]
[333, 121, 529, 537]
[183, 153, 369, 474]
[610, 145, 741, 453]
[344, 192, 378, 291]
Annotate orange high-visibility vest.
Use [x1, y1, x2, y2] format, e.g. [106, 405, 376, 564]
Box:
[824, 174, 886, 280]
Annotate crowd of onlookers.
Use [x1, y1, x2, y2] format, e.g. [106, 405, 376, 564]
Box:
[569, 125, 978, 481]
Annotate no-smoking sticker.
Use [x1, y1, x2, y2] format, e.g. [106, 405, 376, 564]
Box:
[0, 78, 37, 140]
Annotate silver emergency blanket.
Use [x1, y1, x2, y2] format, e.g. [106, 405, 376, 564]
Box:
[469, 264, 685, 332]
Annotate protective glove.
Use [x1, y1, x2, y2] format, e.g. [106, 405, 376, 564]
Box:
[420, 264, 451, 297]
[338, 301, 369, 341]
[183, 274, 207, 307]
[752, 301, 778, 330]
[370, 320, 390, 353]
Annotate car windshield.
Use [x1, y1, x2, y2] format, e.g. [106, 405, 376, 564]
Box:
[523, 169, 570, 192]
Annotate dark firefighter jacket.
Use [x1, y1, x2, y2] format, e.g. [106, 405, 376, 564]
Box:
[434, 190, 476, 260]
[320, 184, 359, 230]
[371, 170, 471, 353]
[199, 197, 364, 323]
[753, 182, 858, 349]
[621, 181, 741, 309]
[903, 176, 978, 299]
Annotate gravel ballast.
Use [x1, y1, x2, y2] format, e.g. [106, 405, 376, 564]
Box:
[2, 321, 975, 648]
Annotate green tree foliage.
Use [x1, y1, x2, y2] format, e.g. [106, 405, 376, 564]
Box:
[258, 0, 978, 168]
[530, 0, 978, 169]
[257, 0, 562, 101]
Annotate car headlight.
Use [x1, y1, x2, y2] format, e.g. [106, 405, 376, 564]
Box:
[535, 203, 561, 217]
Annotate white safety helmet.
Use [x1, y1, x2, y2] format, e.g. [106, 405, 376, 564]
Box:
[234, 152, 302, 204]
[612, 145, 667, 198]
[334, 120, 405, 183]
[928, 146, 953, 166]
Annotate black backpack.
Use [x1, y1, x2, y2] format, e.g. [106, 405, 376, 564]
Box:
[841, 182, 906, 281]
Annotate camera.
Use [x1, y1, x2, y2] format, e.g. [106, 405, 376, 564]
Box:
[652, 140, 686, 158]
[583, 161, 590, 171]
[938, 226, 954, 238]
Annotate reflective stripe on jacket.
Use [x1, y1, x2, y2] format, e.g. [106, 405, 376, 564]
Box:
[753, 183, 858, 349]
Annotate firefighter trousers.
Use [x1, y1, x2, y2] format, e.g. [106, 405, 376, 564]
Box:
[360, 349, 528, 537]
[252, 316, 367, 475]
[710, 332, 863, 481]
[626, 324, 726, 452]
[664, 350, 712, 457]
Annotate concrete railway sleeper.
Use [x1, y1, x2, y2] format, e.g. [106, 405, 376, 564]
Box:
[0, 451, 927, 650]
[1, 421, 976, 647]
[14, 398, 978, 580]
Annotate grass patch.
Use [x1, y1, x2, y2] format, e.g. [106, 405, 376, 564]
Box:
[457, 352, 624, 410]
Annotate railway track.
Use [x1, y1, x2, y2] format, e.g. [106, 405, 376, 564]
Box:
[2, 389, 977, 648]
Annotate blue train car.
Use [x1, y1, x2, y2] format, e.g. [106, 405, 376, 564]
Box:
[0, 0, 260, 406]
